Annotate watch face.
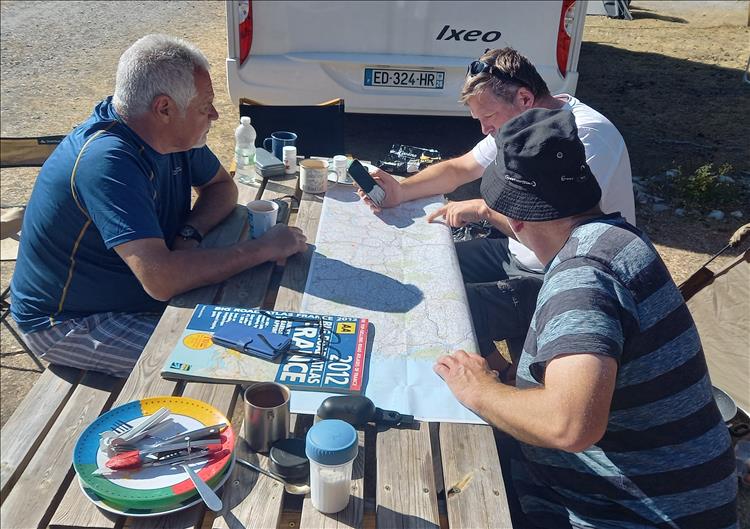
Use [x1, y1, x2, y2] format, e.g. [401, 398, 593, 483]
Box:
[180, 226, 196, 238]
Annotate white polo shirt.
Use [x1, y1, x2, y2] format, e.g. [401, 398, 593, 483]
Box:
[472, 94, 636, 271]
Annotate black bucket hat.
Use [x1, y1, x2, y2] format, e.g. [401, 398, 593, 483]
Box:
[480, 108, 601, 221]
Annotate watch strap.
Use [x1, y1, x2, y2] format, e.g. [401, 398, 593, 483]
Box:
[180, 224, 203, 243]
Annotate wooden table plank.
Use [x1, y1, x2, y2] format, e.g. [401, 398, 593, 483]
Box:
[259, 172, 300, 202]
[211, 420, 286, 529]
[49, 483, 122, 529]
[274, 193, 324, 313]
[128, 508, 205, 529]
[376, 422, 440, 529]
[439, 424, 512, 529]
[234, 176, 263, 205]
[1, 365, 82, 499]
[298, 430, 365, 529]
[2, 372, 122, 529]
[235, 171, 298, 206]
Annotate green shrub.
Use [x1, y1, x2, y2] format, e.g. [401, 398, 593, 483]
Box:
[661, 163, 745, 212]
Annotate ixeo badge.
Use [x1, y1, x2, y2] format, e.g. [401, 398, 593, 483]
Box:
[435, 24, 502, 42]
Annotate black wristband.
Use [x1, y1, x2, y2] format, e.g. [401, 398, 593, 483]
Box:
[179, 224, 203, 243]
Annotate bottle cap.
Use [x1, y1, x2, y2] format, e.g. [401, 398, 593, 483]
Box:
[305, 419, 358, 465]
[240, 116, 251, 125]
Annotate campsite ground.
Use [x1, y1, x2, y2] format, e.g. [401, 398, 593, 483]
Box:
[1, 0, 748, 521]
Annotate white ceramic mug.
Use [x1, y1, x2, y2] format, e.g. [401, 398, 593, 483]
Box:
[332, 155, 350, 184]
[300, 159, 328, 194]
[247, 199, 279, 239]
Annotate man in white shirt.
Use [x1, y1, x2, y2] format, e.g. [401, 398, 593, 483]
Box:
[359, 48, 635, 374]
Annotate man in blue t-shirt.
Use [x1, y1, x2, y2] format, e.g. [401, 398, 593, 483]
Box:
[11, 35, 307, 377]
[434, 109, 737, 528]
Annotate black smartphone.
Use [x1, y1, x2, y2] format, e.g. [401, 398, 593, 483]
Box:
[348, 160, 386, 206]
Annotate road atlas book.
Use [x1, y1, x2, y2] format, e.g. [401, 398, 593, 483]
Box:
[161, 304, 370, 393]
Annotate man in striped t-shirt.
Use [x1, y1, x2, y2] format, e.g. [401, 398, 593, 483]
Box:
[434, 108, 737, 528]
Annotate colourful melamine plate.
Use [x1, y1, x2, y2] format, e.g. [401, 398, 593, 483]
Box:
[73, 396, 235, 511]
[77, 457, 235, 517]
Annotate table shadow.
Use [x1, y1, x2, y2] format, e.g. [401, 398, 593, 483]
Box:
[375, 505, 440, 529]
[303, 252, 424, 313]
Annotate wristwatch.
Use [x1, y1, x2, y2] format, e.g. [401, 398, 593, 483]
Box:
[178, 224, 203, 243]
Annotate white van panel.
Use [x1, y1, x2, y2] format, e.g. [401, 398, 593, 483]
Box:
[227, 0, 586, 115]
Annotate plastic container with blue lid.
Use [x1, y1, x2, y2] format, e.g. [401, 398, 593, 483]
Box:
[305, 419, 358, 513]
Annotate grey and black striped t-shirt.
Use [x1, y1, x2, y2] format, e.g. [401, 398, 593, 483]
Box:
[514, 215, 737, 529]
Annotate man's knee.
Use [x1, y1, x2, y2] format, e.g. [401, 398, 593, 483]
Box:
[465, 276, 543, 358]
[456, 237, 512, 284]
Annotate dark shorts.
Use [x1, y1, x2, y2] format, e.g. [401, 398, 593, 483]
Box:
[456, 234, 543, 361]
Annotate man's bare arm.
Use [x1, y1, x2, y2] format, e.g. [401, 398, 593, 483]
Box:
[178, 165, 238, 240]
[115, 224, 307, 301]
[360, 151, 486, 211]
[399, 151, 486, 203]
[434, 351, 617, 451]
[426, 198, 515, 238]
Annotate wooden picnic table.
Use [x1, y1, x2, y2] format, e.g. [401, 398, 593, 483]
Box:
[0, 169, 513, 529]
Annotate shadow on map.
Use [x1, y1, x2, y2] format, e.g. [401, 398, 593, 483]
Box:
[302, 253, 424, 313]
[374, 203, 429, 229]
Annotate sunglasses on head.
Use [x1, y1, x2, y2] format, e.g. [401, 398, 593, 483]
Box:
[466, 60, 522, 86]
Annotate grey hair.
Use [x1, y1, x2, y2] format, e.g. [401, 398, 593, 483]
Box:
[113, 34, 210, 119]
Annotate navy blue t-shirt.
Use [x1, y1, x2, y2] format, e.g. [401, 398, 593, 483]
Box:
[11, 98, 221, 333]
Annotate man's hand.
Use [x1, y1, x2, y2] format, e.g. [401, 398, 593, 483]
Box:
[433, 350, 501, 411]
[257, 224, 308, 260]
[427, 198, 487, 227]
[356, 169, 403, 212]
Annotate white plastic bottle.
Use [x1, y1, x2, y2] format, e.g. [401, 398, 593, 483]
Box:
[305, 419, 358, 513]
[235, 116, 257, 185]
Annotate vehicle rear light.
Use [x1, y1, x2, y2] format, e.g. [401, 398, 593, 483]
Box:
[556, 0, 576, 77]
[238, 0, 253, 65]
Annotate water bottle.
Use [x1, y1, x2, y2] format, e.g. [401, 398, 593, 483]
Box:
[235, 116, 257, 185]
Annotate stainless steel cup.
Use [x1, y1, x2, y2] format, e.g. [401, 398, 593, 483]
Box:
[243, 382, 291, 453]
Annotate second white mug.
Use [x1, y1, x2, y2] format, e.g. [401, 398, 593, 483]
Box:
[247, 199, 279, 238]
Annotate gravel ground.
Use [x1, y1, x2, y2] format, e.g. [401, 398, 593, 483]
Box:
[1, 0, 234, 427]
[1, 0, 748, 521]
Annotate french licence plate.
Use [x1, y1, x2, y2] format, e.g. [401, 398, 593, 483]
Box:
[364, 68, 445, 89]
